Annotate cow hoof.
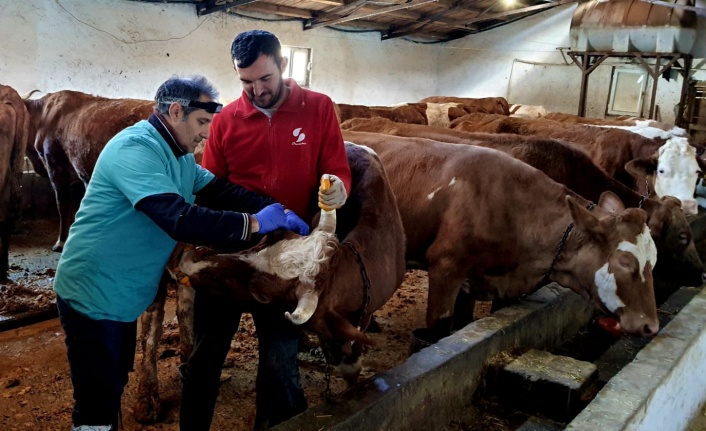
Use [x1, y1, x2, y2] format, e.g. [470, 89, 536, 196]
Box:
[133, 395, 161, 424]
[52, 242, 64, 253]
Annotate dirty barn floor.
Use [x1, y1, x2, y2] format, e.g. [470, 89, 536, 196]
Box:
[0, 219, 428, 431]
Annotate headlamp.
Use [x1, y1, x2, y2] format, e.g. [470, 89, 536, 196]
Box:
[158, 97, 223, 114]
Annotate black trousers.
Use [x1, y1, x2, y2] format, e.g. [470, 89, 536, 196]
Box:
[180, 291, 307, 431]
[57, 295, 137, 429]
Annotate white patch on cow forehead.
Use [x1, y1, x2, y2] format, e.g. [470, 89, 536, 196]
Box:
[427, 186, 442, 200]
[594, 263, 625, 313]
[448, 177, 457, 186]
[239, 232, 336, 284]
[654, 137, 699, 210]
[180, 260, 214, 276]
[616, 225, 657, 282]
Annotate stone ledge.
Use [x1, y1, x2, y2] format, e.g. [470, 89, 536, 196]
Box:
[272, 284, 594, 431]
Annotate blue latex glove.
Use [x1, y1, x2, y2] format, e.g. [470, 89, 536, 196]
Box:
[253, 203, 287, 234]
[286, 210, 310, 236]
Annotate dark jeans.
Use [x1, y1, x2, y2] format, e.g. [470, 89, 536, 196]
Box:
[57, 295, 137, 429]
[180, 291, 307, 431]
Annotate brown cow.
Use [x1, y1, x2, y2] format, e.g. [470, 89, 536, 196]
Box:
[544, 112, 688, 137]
[334, 102, 472, 127]
[0, 85, 30, 279]
[23, 90, 154, 251]
[451, 113, 700, 214]
[334, 103, 428, 124]
[134, 142, 406, 422]
[342, 130, 659, 340]
[340, 118, 705, 288]
[418, 96, 511, 115]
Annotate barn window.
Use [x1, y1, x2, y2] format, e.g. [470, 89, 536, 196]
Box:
[607, 68, 648, 117]
[281, 46, 311, 88]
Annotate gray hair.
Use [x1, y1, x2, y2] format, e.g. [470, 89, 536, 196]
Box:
[154, 75, 219, 117]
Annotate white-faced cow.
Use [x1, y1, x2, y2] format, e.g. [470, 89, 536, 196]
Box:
[0, 85, 30, 279]
[340, 118, 704, 289]
[133, 142, 406, 422]
[22, 90, 154, 251]
[451, 113, 701, 214]
[342, 130, 659, 340]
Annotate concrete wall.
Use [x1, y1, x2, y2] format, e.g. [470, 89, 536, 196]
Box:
[1, 1, 705, 119]
[0, 0, 440, 105]
[437, 3, 706, 123]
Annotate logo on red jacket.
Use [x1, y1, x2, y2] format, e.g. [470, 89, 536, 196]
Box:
[292, 128, 307, 146]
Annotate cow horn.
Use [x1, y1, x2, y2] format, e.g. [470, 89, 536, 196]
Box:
[20, 89, 41, 100]
[317, 209, 336, 233]
[285, 290, 319, 325]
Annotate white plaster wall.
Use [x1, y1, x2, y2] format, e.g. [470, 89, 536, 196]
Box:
[1, 0, 705, 119]
[436, 3, 706, 123]
[0, 0, 439, 105]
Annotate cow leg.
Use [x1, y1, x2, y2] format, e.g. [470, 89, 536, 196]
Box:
[425, 254, 470, 341]
[176, 282, 195, 362]
[0, 221, 9, 280]
[452, 288, 476, 330]
[134, 272, 169, 423]
[41, 138, 74, 252]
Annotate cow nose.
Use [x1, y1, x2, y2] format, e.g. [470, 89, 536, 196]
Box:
[642, 321, 659, 337]
[682, 200, 698, 215]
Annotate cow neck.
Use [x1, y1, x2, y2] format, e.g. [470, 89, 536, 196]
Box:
[149, 113, 187, 158]
[637, 177, 650, 209]
[539, 202, 596, 289]
[341, 241, 371, 329]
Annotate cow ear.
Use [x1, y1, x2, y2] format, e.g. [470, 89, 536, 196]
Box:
[597, 191, 625, 213]
[566, 195, 601, 234]
[625, 157, 657, 179]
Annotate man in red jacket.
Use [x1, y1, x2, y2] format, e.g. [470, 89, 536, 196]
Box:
[180, 30, 352, 431]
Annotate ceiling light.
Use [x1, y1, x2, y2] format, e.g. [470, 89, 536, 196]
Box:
[503, 0, 515, 6]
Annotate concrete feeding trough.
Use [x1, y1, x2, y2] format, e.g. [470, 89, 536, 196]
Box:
[272, 283, 706, 431]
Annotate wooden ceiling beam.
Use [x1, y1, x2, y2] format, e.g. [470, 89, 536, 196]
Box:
[382, 1, 478, 40]
[463, 0, 578, 26]
[307, 0, 346, 5]
[304, 0, 445, 30]
[197, 0, 260, 16]
[238, 3, 314, 19]
[636, 0, 706, 15]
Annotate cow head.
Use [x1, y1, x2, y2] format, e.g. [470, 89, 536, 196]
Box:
[564, 192, 658, 336]
[176, 210, 338, 313]
[625, 137, 700, 215]
[645, 196, 705, 288]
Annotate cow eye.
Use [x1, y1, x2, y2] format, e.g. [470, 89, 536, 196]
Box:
[658, 169, 665, 174]
[617, 253, 637, 272]
[679, 233, 689, 245]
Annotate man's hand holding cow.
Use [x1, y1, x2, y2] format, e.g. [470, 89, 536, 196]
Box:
[285, 210, 310, 235]
[251, 203, 288, 234]
[318, 174, 347, 211]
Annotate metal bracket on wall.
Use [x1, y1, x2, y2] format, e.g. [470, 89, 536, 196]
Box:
[567, 51, 693, 125]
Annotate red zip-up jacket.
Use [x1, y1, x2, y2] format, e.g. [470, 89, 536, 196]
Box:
[202, 79, 351, 222]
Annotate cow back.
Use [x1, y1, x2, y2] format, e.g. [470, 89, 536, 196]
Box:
[36, 91, 154, 181]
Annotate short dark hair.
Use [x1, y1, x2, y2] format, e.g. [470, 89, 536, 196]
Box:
[230, 30, 283, 69]
[154, 75, 219, 117]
